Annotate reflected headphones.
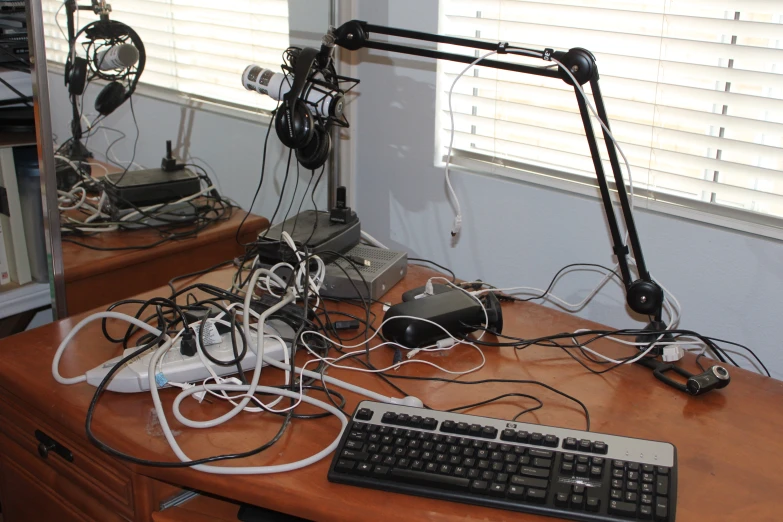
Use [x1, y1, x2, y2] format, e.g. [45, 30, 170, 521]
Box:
[274, 47, 332, 171]
[65, 20, 145, 117]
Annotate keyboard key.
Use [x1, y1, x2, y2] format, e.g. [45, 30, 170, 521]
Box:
[563, 437, 577, 450]
[381, 412, 397, 424]
[453, 466, 466, 477]
[441, 420, 456, 433]
[396, 414, 410, 425]
[439, 464, 452, 475]
[345, 440, 364, 450]
[625, 492, 638, 503]
[389, 468, 470, 490]
[555, 492, 569, 507]
[563, 453, 575, 462]
[467, 469, 480, 479]
[526, 488, 547, 503]
[470, 480, 489, 493]
[481, 471, 495, 481]
[409, 415, 422, 427]
[507, 485, 525, 499]
[612, 479, 623, 489]
[628, 471, 640, 481]
[489, 483, 506, 497]
[341, 449, 368, 461]
[656, 476, 669, 496]
[515, 430, 530, 443]
[411, 460, 424, 470]
[356, 462, 372, 473]
[657, 466, 670, 475]
[576, 464, 588, 476]
[643, 464, 655, 473]
[505, 464, 518, 474]
[528, 449, 553, 459]
[481, 426, 498, 439]
[641, 493, 654, 505]
[468, 424, 482, 436]
[642, 483, 654, 494]
[572, 485, 585, 494]
[643, 472, 655, 483]
[578, 439, 592, 452]
[628, 462, 640, 471]
[613, 460, 625, 469]
[519, 466, 550, 479]
[491, 462, 504, 472]
[335, 459, 355, 472]
[655, 496, 669, 521]
[373, 465, 390, 476]
[504, 453, 518, 464]
[592, 457, 604, 466]
[561, 463, 574, 473]
[627, 481, 639, 491]
[611, 489, 623, 500]
[459, 437, 471, 447]
[495, 473, 508, 483]
[383, 456, 396, 466]
[533, 458, 552, 469]
[609, 500, 638, 517]
[501, 429, 516, 441]
[510, 475, 548, 490]
[570, 494, 584, 508]
[471, 439, 485, 449]
[592, 441, 608, 454]
[530, 433, 544, 445]
[513, 446, 526, 456]
[544, 435, 559, 447]
[456, 422, 469, 434]
[486, 442, 499, 451]
[640, 505, 653, 519]
[370, 454, 383, 464]
[590, 466, 603, 477]
[463, 458, 475, 467]
[577, 456, 589, 465]
[586, 497, 600, 512]
[422, 418, 438, 430]
[397, 458, 410, 469]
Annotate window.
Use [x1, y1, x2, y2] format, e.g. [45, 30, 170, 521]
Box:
[437, 1, 783, 234]
[42, 0, 291, 111]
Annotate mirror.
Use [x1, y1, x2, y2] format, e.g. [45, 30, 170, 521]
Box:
[35, 0, 334, 317]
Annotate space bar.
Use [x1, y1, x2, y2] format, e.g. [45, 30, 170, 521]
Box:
[389, 469, 470, 490]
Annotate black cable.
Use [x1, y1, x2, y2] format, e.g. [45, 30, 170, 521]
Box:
[168, 259, 234, 296]
[261, 148, 294, 238]
[407, 257, 456, 283]
[0, 76, 32, 107]
[281, 160, 301, 227]
[446, 392, 545, 424]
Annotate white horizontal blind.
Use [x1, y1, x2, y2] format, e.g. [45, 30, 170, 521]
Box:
[438, 0, 783, 227]
[41, 0, 290, 111]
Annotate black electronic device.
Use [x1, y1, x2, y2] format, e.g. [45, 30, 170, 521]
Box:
[327, 20, 717, 395]
[102, 167, 201, 209]
[329, 401, 678, 522]
[257, 210, 360, 265]
[242, 34, 358, 171]
[637, 359, 731, 396]
[382, 289, 502, 347]
[160, 140, 184, 172]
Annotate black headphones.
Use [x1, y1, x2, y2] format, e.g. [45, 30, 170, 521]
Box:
[65, 19, 145, 117]
[274, 47, 332, 171]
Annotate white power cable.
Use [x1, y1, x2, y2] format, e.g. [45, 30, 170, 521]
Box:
[444, 51, 498, 238]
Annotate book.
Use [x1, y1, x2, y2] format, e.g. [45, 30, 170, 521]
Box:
[0, 146, 30, 284]
[0, 217, 9, 284]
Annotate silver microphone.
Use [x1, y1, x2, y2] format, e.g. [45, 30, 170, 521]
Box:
[94, 43, 139, 71]
[241, 64, 344, 119]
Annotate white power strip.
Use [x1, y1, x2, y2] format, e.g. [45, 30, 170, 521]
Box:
[85, 319, 294, 393]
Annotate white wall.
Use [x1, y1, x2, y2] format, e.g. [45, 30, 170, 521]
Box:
[351, 0, 783, 379]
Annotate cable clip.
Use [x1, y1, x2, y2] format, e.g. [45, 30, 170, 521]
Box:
[497, 42, 509, 54]
[543, 48, 554, 61]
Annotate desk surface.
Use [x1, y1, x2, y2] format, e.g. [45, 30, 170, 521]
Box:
[62, 209, 265, 282]
[0, 266, 781, 521]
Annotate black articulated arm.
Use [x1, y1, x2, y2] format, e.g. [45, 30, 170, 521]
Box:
[332, 19, 665, 324]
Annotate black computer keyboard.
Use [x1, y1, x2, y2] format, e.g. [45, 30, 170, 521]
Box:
[328, 401, 677, 521]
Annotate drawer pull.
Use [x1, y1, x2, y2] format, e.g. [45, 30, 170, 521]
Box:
[34, 429, 74, 462]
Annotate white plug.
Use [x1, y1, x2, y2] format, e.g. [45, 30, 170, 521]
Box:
[451, 215, 462, 237]
[662, 345, 685, 362]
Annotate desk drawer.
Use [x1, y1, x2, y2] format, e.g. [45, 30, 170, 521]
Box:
[0, 395, 134, 521]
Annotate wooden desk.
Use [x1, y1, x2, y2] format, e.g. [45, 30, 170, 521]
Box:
[0, 266, 780, 521]
[62, 210, 267, 316]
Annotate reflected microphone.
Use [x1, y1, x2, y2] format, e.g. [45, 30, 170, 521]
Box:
[93, 43, 139, 71]
[241, 64, 344, 119]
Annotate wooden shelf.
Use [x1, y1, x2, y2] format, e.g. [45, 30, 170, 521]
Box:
[0, 281, 50, 320]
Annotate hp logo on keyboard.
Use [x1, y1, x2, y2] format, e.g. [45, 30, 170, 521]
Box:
[506, 423, 517, 429]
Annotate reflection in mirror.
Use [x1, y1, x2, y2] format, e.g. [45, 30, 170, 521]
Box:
[39, 0, 333, 316]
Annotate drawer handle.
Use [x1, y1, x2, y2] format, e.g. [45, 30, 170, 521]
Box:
[34, 430, 74, 462]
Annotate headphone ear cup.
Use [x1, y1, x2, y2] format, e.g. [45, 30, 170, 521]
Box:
[68, 57, 88, 95]
[94, 81, 127, 116]
[275, 102, 313, 149]
[296, 126, 331, 171]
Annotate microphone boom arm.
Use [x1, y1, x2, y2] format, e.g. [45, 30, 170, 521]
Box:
[332, 20, 665, 325]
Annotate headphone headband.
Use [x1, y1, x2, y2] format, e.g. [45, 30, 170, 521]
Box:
[285, 47, 319, 109]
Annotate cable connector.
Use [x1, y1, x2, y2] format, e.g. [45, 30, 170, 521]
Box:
[662, 345, 685, 362]
[451, 215, 462, 237]
[543, 48, 554, 61]
[180, 329, 197, 357]
[497, 42, 509, 54]
[436, 338, 456, 349]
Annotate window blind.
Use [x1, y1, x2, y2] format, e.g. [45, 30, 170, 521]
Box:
[42, 0, 291, 111]
[438, 0, 783, 228]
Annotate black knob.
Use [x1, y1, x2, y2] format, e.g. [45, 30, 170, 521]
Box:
[38, 441, 55, 459]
